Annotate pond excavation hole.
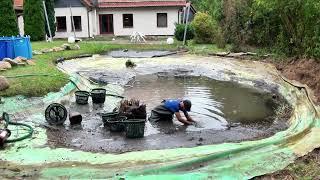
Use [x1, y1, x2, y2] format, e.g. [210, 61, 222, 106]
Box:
[46, 75, 290, 153]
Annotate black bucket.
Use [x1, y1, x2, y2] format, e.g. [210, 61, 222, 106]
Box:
[101, 112, 119, 126]
[75, 91, 90, 105]
[91, 88, 106, 104]
[124, 119, 146, 138]
[108, 116, 127, 132]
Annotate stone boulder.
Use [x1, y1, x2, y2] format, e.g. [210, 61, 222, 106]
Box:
[3, 58, 18, 66]
[0, 62, 12, 69]
[14, 56, 27, 62]
[0, 76, 9, 91]
[52, 47, 64, 52]
[62, 44, 71, 50]
[26, 60, 36, 66]
[33, 50, 43, 55]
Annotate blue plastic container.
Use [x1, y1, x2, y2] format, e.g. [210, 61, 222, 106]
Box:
[0, 41, 6, 60]
[0, 36, 33, 61]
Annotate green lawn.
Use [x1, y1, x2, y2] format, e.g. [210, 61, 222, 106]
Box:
[0, 41, 180, 97]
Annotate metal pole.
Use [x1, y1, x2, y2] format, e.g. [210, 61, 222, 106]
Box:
[183, 3, 191, 46]
[182, 7, 186, 24]
[69, 5, 76, 38]
[43, 1, 53, 42]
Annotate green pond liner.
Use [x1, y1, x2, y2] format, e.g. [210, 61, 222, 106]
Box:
[0, 55, 319, 179]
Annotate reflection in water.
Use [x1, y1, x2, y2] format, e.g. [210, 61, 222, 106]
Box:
[124, 75, 276, 133]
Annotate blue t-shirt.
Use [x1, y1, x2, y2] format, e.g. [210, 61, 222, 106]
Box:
[163, 99, 190, 117]
[163, 99, 181, 113]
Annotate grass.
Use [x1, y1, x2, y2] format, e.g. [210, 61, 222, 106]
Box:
[187, 41, 232, 55]
[0, 41, 180, 97]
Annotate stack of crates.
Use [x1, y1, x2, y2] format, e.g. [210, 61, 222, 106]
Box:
[0, 36, 33, 61]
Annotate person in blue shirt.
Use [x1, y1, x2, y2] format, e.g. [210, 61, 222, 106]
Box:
[149, 99, 195, 125]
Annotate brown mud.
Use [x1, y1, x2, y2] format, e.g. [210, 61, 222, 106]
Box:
[276, 59, 320, 104]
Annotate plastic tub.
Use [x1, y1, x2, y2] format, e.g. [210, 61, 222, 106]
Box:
[91, 88, 106, 104]
[124, 119, 146, 138]
[108, 116, 127, 132]
[101, 112, 119, 126]
[75, 91, 90, 105]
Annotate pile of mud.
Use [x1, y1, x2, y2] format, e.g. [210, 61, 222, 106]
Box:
[277, 59, 320, 104]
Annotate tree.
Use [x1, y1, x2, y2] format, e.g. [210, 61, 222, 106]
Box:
[45, 0, 56, 38]
[0, 0, 19, 36]
[24, 0, 45, 41]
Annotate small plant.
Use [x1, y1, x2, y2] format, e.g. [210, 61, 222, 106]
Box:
[174, 23, 195, 41]
[125, 59, 136, 68]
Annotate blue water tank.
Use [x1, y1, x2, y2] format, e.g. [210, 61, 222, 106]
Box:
[0, 36, 33, 61]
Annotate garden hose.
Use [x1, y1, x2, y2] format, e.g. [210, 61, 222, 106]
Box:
[2, 112, 34, 143]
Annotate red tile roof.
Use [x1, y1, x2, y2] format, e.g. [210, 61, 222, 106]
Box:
[14, 0, 186, 9]
[98, 0, 187, 8]
[81, 0, 94, 7]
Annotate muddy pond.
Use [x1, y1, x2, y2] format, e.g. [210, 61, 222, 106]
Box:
[46, 73, 289, 153]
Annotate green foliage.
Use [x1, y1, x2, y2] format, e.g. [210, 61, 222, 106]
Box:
[0, 0, 19, 36]
[24, 0, 45, 41]
[191, 0, 223, 22]
[174, 23, 195, 41]
[45, 0, 56, 37]
[192, 12, 217, 44]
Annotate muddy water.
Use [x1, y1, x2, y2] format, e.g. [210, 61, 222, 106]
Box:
[124, 75, 276, 133]
[46, 75, 288, 153]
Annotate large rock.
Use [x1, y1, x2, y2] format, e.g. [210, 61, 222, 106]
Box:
[0, 76, 9, 91]
[14, 56, 27, 62]
[62, 44, 71, 50]
[0, 62, 12, 69]
[52, 47, 64, 52]
[26, 60, 36, 66]
[33, 50, 43, 55]
[3, 58, 18, 66]
[42, 48, 53, 53]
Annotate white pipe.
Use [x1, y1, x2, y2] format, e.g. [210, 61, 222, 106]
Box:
[43, 1, 52, 42]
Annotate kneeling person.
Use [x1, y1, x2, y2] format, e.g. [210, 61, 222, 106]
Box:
[149, 99, 195, 125]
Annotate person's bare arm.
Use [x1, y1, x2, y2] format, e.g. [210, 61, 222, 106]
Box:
[183, 111, 195, 122]
[175, 112, 192, 125]
[186, 115, 195, 122]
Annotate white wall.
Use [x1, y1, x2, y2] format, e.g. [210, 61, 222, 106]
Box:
[18, 16, 24, 36]
[97, 7, 181, 36]
[55, 7, 89, 38]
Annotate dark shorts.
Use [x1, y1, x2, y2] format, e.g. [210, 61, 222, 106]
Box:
[149, 104, 174, 123]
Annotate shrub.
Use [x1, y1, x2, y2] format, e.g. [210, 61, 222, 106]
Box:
[191, 12, 217, 44]
[174, 23, 194, 41]
[0, 0, 19, 36]
[24, 0, 45, 41]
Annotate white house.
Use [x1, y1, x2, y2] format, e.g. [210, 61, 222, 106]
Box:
[15, 0, 195, 38]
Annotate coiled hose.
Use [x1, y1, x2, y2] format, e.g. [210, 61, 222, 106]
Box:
[2, 112, 34, 143]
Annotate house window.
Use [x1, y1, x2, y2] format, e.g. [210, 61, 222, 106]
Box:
[56, 16, 66, 32]
[71, 16, 82, 31]
[157, 13, 167, 27]
[123, 14, 133, 28]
